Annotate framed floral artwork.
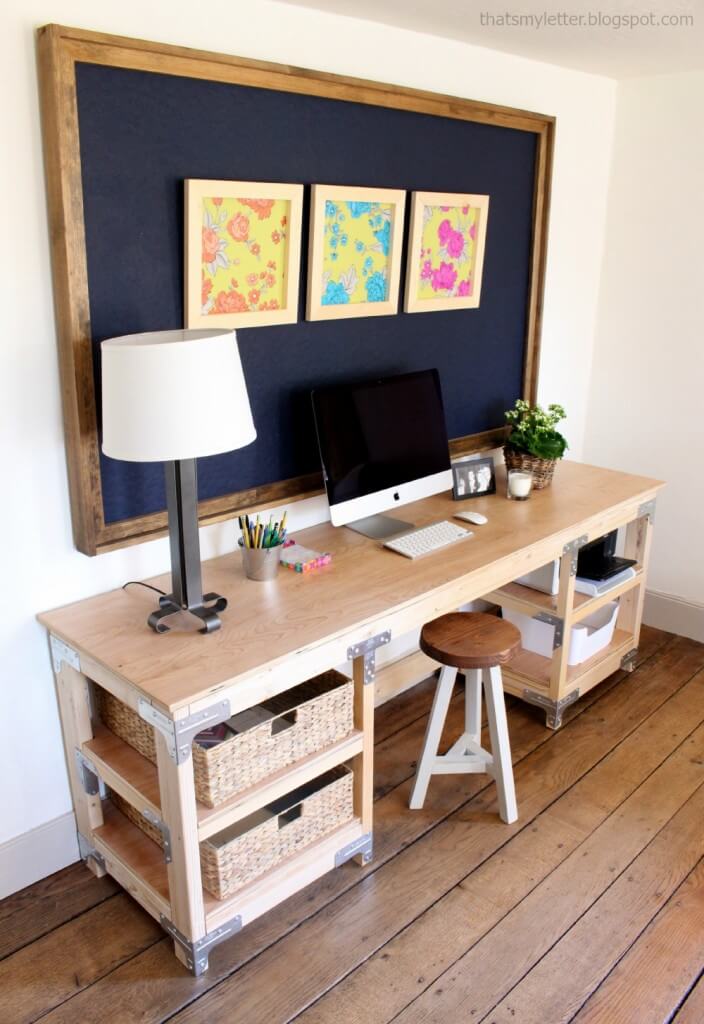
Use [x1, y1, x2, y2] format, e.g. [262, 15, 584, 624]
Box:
[404, 191, 490, 313]
[306, 184, 406, 321]
[185, 179, 303, 328]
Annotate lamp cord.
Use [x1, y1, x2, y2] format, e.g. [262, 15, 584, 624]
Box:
[122, 580, 167, 597]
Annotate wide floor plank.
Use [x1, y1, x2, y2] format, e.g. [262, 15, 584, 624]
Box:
[571, 859, 704, 1023]
[673, 971, 704, 1022]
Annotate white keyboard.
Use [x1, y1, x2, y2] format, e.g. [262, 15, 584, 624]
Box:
[384, 520, 473, 559]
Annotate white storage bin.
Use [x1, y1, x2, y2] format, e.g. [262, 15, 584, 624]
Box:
[503, 602, 619, 666]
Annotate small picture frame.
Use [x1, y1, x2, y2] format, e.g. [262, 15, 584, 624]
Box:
[185, 179, 304, 329]
[404, 190, 490, 313]
[452, 457, 496, 499]
[307, 184, 406, 321]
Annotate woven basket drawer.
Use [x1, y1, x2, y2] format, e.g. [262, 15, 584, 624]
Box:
[95, 669, 354, 808]
[201, 766, 354, 900]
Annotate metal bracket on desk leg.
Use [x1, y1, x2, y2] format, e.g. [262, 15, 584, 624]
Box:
[562, 535, 589, 576]
[335, 831, 373, 867]
[621, 648, 639, 673]
[77, 831, 105, 872]
[50, 635, 81, 673]
[535, 612, 564, 650]
[141, 809, 173, 863]
[137, 699, 231, 764]
[160, 914, 242, 976]
[347, 631, 392, 685]
[638, 500, 656, 524]
[74, 749, 100, 796]
[522, 688, 580, 730]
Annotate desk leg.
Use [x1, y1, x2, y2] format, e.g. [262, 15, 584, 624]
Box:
[155, 730, 207, 970]
[352, 654, 374, 865]
[546, 547, 578, 729]
[618, 512, 654, 661]
[54, 661, 105, 877]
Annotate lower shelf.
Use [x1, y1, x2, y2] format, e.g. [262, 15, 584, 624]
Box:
[503, 629, 635, 694]
[90, 800, 366, 936]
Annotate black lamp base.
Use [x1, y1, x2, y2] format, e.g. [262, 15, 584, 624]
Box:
[148, 592, 228, 634]
[147, 458, 228, 635]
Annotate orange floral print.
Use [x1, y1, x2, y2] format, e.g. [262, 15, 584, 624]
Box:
[226, 213, 250, 243]
[248, 289, 260, 305]
[239, 198, 275, 220]
[202, 227, 220, 264]
[214, 289, 248, 313]
[202, 278, 213, 305]
[271, 231, 281, 244]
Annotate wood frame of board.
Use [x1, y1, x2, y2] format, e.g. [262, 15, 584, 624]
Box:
[36, 23, 554, 555]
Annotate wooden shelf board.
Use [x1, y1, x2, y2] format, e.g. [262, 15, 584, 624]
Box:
[85, 724, 363, 841]
[204, 817, 365, 932]
[504, 629, 634, 691]
[92, 801, 170, 920]
[85, 725, 161, 815]
[488, 569, 643, 623]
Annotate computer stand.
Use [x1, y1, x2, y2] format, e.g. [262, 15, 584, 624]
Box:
[346, 513, 414, 540]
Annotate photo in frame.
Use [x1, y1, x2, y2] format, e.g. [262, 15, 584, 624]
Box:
[185, 179, 304, 329]
[404, 191, 490, 313]
[307, 184, 406, 321]
[452, 456, 496, 499]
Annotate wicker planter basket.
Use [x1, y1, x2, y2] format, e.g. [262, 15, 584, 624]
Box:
[504, 446, 557, 490]
[201, 766, 354, 900]
[96, 669, 354, 808]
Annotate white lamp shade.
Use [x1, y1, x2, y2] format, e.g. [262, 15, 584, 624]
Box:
[101, 329, 256, 462]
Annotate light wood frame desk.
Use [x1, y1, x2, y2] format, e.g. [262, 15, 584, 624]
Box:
[39, 461, 662, 974]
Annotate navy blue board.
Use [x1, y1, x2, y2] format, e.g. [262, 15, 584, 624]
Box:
[75, 63, 536, 525]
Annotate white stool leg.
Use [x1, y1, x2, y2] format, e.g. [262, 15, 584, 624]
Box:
[483, 666, 518, 824]
[409, 665, 457, 809]
[465, 668, 482, 745]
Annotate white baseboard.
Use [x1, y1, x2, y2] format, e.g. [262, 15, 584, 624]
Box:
[0, 812, 79, 900]
[643, 590, 704, 644]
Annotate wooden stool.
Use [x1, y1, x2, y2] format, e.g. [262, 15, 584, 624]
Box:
[409, 612, 521, 822]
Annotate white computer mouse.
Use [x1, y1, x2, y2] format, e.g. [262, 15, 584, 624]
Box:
[454, 510, 488, 526]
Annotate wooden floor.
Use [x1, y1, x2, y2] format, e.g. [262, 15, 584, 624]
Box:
[2, 624, 704, 1024]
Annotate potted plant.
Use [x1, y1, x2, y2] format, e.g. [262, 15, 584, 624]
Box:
[503, 399, 568, 489]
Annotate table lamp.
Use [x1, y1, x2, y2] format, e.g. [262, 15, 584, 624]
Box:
[101, 328, 256, 634]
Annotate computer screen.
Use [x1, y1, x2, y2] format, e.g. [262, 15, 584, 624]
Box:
[311, 369, 452, 527]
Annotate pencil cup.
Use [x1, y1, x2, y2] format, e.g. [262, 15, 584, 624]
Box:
[239, 540, 283, 581]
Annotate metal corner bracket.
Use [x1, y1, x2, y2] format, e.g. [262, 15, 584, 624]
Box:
[50, 635, 81, 673]
[160, 914, 242, 976]
[74, 749, 100, 796]
[522, 687, 581, 730]
[77, 831, 105, 871]
[142, 808, 173, 863]
[534, 612, 564, 650]
[137, 698, 231, 764]
[620, 648, 638, 672]
[347, 631, 392, 685]
[335, 831, 373, 867]
[562, 535, 589, 576]
[638, 499, 656, 524]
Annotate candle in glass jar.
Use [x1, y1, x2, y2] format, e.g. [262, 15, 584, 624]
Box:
[508, 470, 533, 500]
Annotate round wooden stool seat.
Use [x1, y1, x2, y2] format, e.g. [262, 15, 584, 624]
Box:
[420, 612, 521, 670]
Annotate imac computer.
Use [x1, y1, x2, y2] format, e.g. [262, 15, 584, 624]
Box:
[311, 368, 453, 539]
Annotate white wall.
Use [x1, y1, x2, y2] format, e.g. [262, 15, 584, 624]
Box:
[583, 71, 704, 637]
[0, 0, 616, 892]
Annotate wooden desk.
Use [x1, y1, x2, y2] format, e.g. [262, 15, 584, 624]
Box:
[39, 461, 662, 974]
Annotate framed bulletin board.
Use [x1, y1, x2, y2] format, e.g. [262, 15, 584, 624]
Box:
[37, 24, 554, 556]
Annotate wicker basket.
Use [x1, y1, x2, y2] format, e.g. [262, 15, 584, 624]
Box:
[504, 446, 557, 489]
[110, 791, 164, 847]
[200, 766, 354, 900]
[96, 670, 354, 808]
